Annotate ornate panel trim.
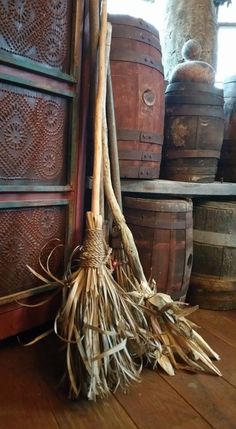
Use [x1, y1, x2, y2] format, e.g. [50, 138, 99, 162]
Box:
[0, 83, 69, 185]
[0, 204, 66, 297]
[0, 0, 73, 73]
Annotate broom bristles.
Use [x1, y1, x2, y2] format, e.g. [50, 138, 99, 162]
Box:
[54, 211, 164, 400]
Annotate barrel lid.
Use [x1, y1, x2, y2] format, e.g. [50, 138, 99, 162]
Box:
[169, 39, 215, 85]
[123, 197, 192, 212]
[108, 14, 159, 38]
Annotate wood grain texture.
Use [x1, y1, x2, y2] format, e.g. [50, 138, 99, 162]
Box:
[194, 328, 236, 388]
[190, 309, 236, 349]
[120, 179, 236, 196]
[115, 370, 211, 429]
[0, 309, 235, 429]
[160, 371, 236, 429]
[0, 365, 59, 429]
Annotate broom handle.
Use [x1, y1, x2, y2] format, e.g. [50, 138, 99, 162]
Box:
[107, 69, 123, 210]
[91, 0, 107, 216]
[103, 112, 147, 285]
[89, 0, 100, 119]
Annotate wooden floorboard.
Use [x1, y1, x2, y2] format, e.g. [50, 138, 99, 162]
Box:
[0, 364, 60, 429]
[193, 327, 236, 389]
[160, 371, 236, 429]
[0, 309, 235, 429]
[115, 370, 211, 429]
[190, 310, 236, 349]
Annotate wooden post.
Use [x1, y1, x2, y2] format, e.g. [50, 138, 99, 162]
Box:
[162, 0, 218, 80]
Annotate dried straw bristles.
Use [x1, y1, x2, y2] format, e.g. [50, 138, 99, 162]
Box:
[55, 211, 162, 400]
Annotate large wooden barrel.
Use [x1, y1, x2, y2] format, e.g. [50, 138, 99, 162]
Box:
[188, 200, 236, 310]
[123, 197, 193, 301]
[161, 82, 224, 182]
[217, 76, 236, 182]
[109, 15, 165, 179]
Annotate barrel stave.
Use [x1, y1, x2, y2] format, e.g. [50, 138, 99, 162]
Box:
[124, 197, 193, 301]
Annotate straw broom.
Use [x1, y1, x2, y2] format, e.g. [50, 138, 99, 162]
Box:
[54, 1, 162, 401]
[103, 66, 221, 377]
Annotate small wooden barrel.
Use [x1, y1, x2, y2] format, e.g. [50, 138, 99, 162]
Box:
[109, 15, 165, 179]
[188, 200, 236, 310]
[217, 76, 236, 182]
[161, 82, 224, 182]
[123, 197, 193, 301]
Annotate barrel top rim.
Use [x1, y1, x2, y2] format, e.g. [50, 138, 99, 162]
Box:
[196, 201, 236, 208]
[123, 196, 192, 212]
[166, 82, 223, 95]
[108, 14, 159, 37]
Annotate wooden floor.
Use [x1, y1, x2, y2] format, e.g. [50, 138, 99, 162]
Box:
[0, 309, 236, 429]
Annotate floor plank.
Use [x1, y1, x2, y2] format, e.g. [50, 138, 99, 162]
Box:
[0, 365, 60, 429]
[0, 336, 136, 429]
[190, 310, 236, 349]
[0, 310, 235, 429]
[49, 392, 137, 429]
[160, 370, 236, 428]
[115, 370, 211, 429]
[195, 328, 236, 389]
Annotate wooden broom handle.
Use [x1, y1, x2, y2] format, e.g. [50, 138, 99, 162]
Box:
[107, 68, 123, 211]
[91, 0, 107, 215]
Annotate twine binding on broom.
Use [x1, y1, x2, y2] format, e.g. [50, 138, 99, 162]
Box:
[79, 228, 111, 268]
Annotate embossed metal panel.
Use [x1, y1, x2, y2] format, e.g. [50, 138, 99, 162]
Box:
[0, 205, 66, 297]
[0, 0, 72, 73]
[0, 82, 69, 185]
[0, 0, 86, 338]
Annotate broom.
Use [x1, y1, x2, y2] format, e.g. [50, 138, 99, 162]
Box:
[103, 66, 221, 377]
[54, 1, 161, 400]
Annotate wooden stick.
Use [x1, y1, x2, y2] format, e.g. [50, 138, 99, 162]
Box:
[91, 0, 107, 216]
[107, 68, 123, 210]
[102, 110, 147, 285]
[89, 0, 103, 215]
[89, 0, 100, 120]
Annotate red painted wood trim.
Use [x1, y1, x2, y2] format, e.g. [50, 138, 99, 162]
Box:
[0, 293, 60, 340]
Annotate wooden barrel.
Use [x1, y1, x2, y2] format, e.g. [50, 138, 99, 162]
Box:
[188, 200, 236, 310]
[123, 197, 193, 301]
[161, 82, 224, 182]
[217, 76, 236, 182]
[109, 15, 165, 179]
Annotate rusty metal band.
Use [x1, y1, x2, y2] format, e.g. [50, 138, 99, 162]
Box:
[110, 50, 164, 74]
[166, 82, 223, 97]
[165, 105, 225, 119]
[120, 164, 159, 179]
[111, 25, 161, 52]
[118, 150, 161, 162]
[162, 164, 217, 173]
[165, 94, 223, 106]
[125, 214, 192, 229]
[108, 14, 159, 37]
[165, 150, 220, 159]
[117, 129, 163, 145]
